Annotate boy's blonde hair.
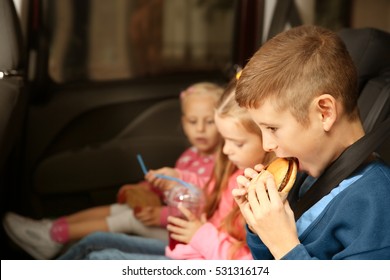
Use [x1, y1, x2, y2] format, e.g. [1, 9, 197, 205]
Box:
[180, 82, 224, 114]
[236, 25, 359, 126]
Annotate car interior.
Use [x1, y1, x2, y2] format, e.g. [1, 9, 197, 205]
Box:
[1, 0, 389, 259]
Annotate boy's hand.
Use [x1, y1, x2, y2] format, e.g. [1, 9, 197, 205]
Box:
[232, 164, 265, 211]
[166, 205, 206, 244]
[134, 206, 162, 226]
[246, 173, 300, 260]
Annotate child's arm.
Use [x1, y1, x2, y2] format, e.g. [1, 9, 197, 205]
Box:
[166, 205, 252, 260]
[145, 167, 210, 193]
[131, 205, 169, 227]
[166, 205, 206, 244]
[234, 167, 300, 260]
[232, 166, 262, 232]
[134, 206, 162, 226]
[145, 167, 180, 191]
[178, 170, 210, 191]
[189, 222, 253, 260]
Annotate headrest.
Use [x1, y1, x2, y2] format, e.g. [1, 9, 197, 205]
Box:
[0, 0, 23, 70]
[338, 28, 390, 91]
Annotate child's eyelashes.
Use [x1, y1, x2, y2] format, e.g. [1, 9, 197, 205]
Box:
[185, 119, 215, 125]
[187, 120, 197, 125]
[230, 141, 244, 148]
[266, 126, 277, 132]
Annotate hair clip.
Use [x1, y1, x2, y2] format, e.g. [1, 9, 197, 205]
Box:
[180, 86, 195, 99]
[236, 70, 242, 80]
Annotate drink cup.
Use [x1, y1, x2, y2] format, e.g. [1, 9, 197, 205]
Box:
[166, 184, 204, 250]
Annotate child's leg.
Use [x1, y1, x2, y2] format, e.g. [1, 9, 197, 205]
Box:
[2, 212, 62, 259]
[107, 204, 168, 242]
[64, 205, 111, 223]
[56, 204, 168, 242]
[64, 219, 109, 241]
[2, 204, 124, 259]
[51, 204, 125, 243]
[58, 232, 167, 260]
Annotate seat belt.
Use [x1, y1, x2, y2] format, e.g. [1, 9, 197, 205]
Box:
[289, 116, 390, 221]
[363, 81, 390, 132]
[289, 76, 390, 220]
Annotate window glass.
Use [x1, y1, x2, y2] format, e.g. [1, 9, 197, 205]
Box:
[45, 0, 236, 83]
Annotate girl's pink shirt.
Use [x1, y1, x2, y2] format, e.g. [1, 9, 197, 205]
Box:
[158, 147, 215, 225]
[174, 146, 214, 177]
[165, 169, 253, 260]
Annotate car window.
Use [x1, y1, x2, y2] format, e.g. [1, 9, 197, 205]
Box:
[44, 0, 236, 83]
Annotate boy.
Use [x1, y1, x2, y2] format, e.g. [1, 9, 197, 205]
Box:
[232, 25, 390, 259]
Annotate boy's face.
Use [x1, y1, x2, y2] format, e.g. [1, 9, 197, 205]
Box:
[181, 94, 221, 156]
[214, 114, 267, 170]
[248, 98, 329, 178]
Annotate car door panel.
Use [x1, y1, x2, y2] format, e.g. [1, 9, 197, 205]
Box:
[0, 0, 27, 209]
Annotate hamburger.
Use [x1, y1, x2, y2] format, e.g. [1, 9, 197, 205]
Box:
[248, 157, 298, 197]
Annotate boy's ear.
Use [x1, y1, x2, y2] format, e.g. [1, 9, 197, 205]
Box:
[315, 94, 337, 132]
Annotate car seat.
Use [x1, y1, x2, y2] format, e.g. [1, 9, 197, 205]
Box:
[338, 27, 390, 163]
[33, 98, 188, 195]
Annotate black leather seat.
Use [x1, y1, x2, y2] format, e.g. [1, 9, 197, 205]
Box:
[338, 28, 390, 93]
[33, 98, 188, 195]
[338, 28, 390, 162]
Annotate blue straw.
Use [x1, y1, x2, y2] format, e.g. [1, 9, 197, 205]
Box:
[136, 154, 198, 193]
[154, 174, 198, 193]
[137, 154, 148, 175]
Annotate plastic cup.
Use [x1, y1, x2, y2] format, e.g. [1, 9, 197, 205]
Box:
[166, 184, 204, 250]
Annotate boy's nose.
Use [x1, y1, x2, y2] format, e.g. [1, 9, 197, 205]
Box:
[262, 136, 277, 152]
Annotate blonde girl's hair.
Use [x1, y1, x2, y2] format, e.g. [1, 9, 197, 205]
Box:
[204, 78, 275, 259]
[236, 25, 359, 126]
[216, 78, 275, 165]
[180, 82, 224, 114]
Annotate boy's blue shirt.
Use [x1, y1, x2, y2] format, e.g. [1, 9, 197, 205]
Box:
[246, 160, 390, 260]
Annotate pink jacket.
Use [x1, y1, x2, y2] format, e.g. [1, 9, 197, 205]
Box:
[165, 169, 253, 260]
[158, 147, 215, 225]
